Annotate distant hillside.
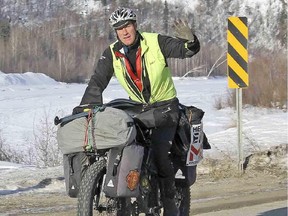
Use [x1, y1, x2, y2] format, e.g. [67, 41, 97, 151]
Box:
[1, 0, 286, 49]
[0, 0, 286, 82]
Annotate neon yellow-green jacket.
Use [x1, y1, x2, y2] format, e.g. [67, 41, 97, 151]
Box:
[110, 32, 176, 104]
[80, 31, 200, 106]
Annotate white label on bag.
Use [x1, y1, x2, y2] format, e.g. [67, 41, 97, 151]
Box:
[175, 169, 185, 179]
[186, 123, 203, 166]
[107, 179, 114, 187]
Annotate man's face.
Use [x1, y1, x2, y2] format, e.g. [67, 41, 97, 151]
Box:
[116, 22, 137, 46]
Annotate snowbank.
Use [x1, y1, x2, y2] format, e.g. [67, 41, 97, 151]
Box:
[0, 71, 59, 86]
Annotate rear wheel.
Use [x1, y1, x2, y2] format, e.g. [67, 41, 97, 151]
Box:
[77, 160, 131, 215]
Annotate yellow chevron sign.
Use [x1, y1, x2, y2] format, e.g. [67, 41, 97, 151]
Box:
[227, 17, 248, 88]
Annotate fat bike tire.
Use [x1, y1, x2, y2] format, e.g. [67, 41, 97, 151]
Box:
[77, 160, 106, 216]
[77, 160, 132, 216]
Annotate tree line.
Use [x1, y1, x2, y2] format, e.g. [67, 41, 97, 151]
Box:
[0, 0, 287, 86]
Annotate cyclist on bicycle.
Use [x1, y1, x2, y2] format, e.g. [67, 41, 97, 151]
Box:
[73, 7, 200, 216]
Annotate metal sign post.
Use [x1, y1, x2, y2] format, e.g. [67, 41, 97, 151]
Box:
[236, 88, 243, 171]
[227, 17, 248, 173]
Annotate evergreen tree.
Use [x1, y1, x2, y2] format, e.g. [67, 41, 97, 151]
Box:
[0, 19, 10, 42]
[164, 0, 169, 34]
[101, 0, 107, 6]
[277, 1, 287, 47]
[118, 0, 129, 7]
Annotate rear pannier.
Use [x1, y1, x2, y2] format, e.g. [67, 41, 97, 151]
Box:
[171, 104, 211, 187]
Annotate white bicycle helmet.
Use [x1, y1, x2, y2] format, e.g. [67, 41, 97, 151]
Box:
[109, 7, 137, 29]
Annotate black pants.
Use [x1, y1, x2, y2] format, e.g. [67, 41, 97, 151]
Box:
[135, 98, 180, 197]
[150, 125, 178, 198]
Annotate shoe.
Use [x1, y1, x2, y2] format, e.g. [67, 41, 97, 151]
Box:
[162, 197, 180, 216]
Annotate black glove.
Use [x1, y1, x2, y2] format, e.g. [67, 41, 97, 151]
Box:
[72, 104, 94, 115]
[185, 35, 200, 57]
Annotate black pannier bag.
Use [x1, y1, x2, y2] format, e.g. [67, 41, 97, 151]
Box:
[171, 104, 211, 187]
[63, 152, 89, 197]
[103, 143, 144, 197]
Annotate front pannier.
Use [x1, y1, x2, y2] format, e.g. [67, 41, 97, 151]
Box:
[63, 152, 89, 197]
[103, 143, 144, 197]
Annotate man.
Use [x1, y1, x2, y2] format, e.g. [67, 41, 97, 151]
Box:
[73, 7, 200, 216]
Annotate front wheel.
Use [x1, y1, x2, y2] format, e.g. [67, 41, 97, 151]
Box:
[77, 159, 132, 216]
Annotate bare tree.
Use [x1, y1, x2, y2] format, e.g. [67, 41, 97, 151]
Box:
[32, 110, 62, 167]
[180, 65, 206, 79]
[206, 52, 227, 78]
[0, 129, 25, 163]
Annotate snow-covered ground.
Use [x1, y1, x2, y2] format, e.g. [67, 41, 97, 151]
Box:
[1, 72, 287, 157]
